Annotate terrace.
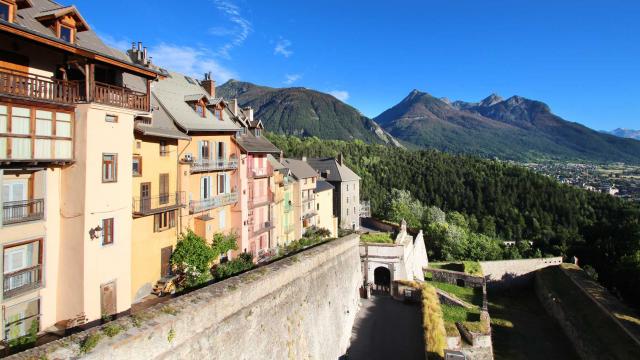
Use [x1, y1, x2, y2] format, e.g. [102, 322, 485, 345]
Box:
[2, 198, 44, 225]
[189, 192, 238, 213]
[190, 158, 238, 173]
[132, 192, 185, 217]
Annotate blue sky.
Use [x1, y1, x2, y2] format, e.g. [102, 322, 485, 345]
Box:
[76, 0, 640, 130]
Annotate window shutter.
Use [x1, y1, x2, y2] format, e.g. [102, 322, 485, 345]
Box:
[208, 176, 213, 199]
[154, 214, 160, 232]
[226, 173, 231, 194]
[209, 141, 214, 160]
[222, 142, 227, 160]
[200, 177, 205, 199]
[169, 211, 176, 228]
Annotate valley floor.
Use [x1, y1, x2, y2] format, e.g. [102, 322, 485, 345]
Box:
[489, 284, 579, 360]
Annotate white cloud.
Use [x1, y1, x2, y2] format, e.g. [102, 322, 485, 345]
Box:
[274, 38, 293, 58]
[98, 33, 131, 51]
[150, 43, 237, 82]
[212, 0, 252, 59]
[284, 74, 302, 85]
[329, 90, 350, 102]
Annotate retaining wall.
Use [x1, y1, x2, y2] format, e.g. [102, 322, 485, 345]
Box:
[480, 257, 562, 288]
[10, 234, 362, 360]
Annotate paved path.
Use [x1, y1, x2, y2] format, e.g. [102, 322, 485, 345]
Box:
[345, 295, 424, 360]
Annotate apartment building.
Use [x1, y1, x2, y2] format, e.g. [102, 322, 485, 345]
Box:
[234, 117, 281, 256]
[130, 96, 188, 302]
[0, 0, 160, 340]
[281, 158, 319, 238]
[315, 180, 338, 237]
[152, 72, 241, 258]
[308, 154, 361, 230]
[268, 154, 295, 247]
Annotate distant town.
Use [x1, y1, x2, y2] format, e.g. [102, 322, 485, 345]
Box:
[517, 162, 640, 202]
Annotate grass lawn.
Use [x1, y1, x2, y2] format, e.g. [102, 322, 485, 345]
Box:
[430, 281, 483, 307]
[360, 232, 394, 244]
[429, 281, 486, 335]
[489, 284, 579, 360]
[428, 261, 483, 276]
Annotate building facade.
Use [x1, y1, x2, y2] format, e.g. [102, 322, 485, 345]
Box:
[282, 158, 319, 239]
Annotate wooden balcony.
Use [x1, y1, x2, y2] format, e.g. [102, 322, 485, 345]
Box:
[2, 198, 45, 225]
[132, 192, 185, 217]
[93, 81, 149, 111]
[0, 67, 149, 111]
[0, 66, 84, 104]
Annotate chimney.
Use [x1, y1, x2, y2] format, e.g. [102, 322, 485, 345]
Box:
[302, 156, 307, 162]
[229, 99, 239, 115]
[337, 153, 344, 165]
[201, 72, 216, 97]
[279, 151, 284, 163]
[244, 107, 254, 122]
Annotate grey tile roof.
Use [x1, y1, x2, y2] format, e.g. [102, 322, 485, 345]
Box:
[152, 71, 240, 132]
[133, 94, 190, 140]
[267, 154, 285, 170]
[235, 133, 280, 154]
[282, 158, 318, 180]
[7, 0, 156, 74]
[316, 180, 334, 193]
[307, 157, 360, 182]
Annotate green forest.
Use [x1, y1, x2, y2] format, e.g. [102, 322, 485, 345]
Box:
[268, 134, 640, 308]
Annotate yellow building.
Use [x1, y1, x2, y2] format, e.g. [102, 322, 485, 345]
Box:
[269, 155, 296, 246]
[315, 180, 338, 238]
[152, 71, 242, 256]
[130, 108, 189, 302]
[281, 158, 319, 239]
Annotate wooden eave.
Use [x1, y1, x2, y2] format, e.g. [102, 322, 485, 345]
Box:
[0, 22, 162, 79]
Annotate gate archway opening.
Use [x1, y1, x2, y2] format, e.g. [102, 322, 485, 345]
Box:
[373, 266, 391, 293]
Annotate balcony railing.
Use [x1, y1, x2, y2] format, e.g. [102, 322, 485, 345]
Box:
[190, 158, 238, 173]
[132, 192, 185, 216]
[248, 166, 272, 178]
[3, 265, 42, 299]
[189, 192, 238, 213]
[249, 190, 274, 207]
[93, 81, 149, 111]
[251, 221, 274, 236]
[0, 67, 84, 104]
[2, 199, 44, 225]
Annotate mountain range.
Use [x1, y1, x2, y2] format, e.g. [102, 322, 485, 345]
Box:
[217, 80, 640, 164]
[604, 128, 640, 140]
[216, 80, 399, 146]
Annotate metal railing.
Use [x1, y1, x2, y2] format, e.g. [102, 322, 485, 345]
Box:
[93, 81, 149, 111]
[0, 66, 84, 104]
[132, 192, 185, 215]
[248, 166, 272, 178]
[3, 265, 42, 299]
[2, 199, 45, 225]
[251, 221, 274, 236]
[190, 158, 238, 173]
[189, 192, 238, 213]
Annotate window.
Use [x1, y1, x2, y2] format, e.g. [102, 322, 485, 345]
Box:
[154, 211, 175, 232]
[0, 2, 10, 22]
[347, 184, 349, 191]
[3, 239, 42, 299]
[102, 218, 114, 245]
[317, 203, 320, 211]
[217, 141, 226, 160]
[219, 209, 226, 229]
[105, 114, 118, 123]
[255, 129, 262, 137]
[132, 156, 142, 176]
[218, 173, 228, 194]
[136, 141, 141, 149]
[347, 197, 349, 204]
[347, 208, 349, 215]
[159, 173, 169, 204]
[4, 299, 40, 341]
[201, 176, 212, 199]
[199, 141, 210, 160]
[59, 25, 73, 43]
[213, 110, 221, 121]
[102, 154, 117, 182]
[159, 140, 168, 156]
[196, 103, 205, 117]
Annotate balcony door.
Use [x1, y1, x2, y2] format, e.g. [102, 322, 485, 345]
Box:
[3, 179, 28, 220]
[3, 240, 41, 298]
[140, 183, 150, 212]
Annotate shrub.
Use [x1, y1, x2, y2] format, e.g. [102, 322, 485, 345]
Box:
[171, 230, 216, 288]
[7, 320, 38, 352]
[78, 332, 102, 355]
[213, 254, 254, 280]
[361, 232, 394, 244]
[102, 323, 123, 337]
[421, 283, 447, 360]
[211, 232, 238, 258]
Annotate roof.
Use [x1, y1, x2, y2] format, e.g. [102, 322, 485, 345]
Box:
[316, 180, 334, 193]
[235, 133, 280, 153]
[267, 154, 285, 170]
[307, 157, 360, 182]
[133, 94, 190, 140]
[282, 158, 318, 180]
[152, 71, 240, 132]
[6, 0, 159, 76]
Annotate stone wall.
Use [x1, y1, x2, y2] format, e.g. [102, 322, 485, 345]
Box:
[425, 268, 485, 288]
[10, 234, 362, 360]
[480, 257, 562, 288]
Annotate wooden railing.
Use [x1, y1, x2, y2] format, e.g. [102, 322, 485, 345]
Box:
[93, 81, 149, 111]
[0, 67, 84, 104]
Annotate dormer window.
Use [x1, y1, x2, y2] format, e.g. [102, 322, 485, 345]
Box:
[196, 103, 205, 118]
[59, 24, 73, 42]
[255, 129, 262, 137]
[0, 2, 10, 21]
